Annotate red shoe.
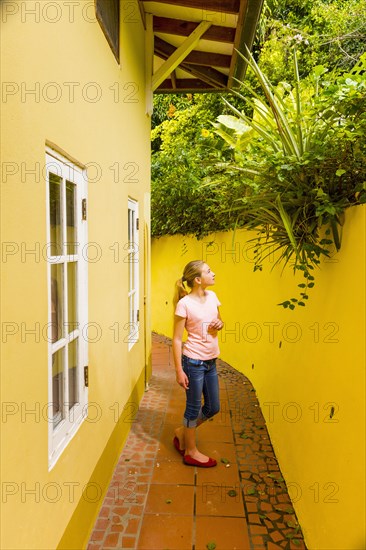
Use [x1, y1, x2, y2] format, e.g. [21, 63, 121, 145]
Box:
[183, 454, 217, 468]
[173, 436, 185, 456]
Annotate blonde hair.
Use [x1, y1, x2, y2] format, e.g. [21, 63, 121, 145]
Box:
[173, 260, 205, 306]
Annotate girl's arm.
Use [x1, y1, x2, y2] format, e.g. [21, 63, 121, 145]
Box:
[217, 308, 223, 329]
[172, 315, 189, 389]
[208, 307, 224, 332]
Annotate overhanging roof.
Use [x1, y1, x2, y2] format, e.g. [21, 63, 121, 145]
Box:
[140, 0, 265, 93]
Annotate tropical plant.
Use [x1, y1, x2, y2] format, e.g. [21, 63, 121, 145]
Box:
[206, 48, 366, 308]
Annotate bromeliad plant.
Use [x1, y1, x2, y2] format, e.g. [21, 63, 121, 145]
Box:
[207, 48, 366, 308]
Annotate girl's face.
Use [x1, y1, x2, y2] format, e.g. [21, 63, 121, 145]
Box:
[197, 263, 215, 287]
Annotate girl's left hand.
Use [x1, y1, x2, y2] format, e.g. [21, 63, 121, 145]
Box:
[208, 318, 224, 333]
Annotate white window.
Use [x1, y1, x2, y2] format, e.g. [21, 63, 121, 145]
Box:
[127, 198, 139, 349]
[46, 149, 88, 469]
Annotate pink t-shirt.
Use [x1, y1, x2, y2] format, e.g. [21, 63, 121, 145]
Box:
[175, 290, 221, 360]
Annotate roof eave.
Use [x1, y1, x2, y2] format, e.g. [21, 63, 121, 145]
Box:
[230, 0, 265, 88]
[150, 0, 265, 93]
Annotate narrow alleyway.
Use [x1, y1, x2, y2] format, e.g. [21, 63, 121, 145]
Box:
[87, 333, 307, 550]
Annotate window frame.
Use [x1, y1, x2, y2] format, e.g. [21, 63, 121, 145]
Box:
[45, 148, 88, 470]
[127, 198, 139, 350]
[95, 0, 120, 63]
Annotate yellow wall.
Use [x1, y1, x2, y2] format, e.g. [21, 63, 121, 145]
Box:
[151, 206, 366, 550]
[1, 1, 150, 549]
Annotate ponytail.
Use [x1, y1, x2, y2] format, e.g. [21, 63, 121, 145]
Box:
[173, 277, 188, 308]
[173, 260, 205, 308]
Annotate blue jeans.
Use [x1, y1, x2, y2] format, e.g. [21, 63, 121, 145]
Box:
[182, 354, 220, 428]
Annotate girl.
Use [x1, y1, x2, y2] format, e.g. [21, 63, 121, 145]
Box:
[172, 260, 223, 467]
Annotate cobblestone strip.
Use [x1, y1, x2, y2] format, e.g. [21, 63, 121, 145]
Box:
[217, 359, 307, 550]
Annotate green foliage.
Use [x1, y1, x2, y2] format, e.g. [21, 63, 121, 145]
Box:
[258, 0, 366, 84]
[151, 94, 248, 238]
[151, 142, 244, 239]
[207, 49, 366, 307]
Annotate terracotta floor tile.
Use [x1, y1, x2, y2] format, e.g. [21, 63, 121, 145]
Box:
[195, 461, 240, 485]
[159, 422, 183, 440]
[137, 514, 193, 549]
[167, 388, 186, 398]
[90, 530, 105, 542]
[249, 524, 268, 535]
[156, 439, 184, 461]
[144, 483, 194, 515]
[121, 536, 137, 548]
[95, 518, 109, 530]
[125, 517, 140, 535]
[110, 524, 124, 533]
[248, 512, 263, 524]
[251, 535, 266, 546]
[156, 426, 186, 459]
[197, 441, 237, 461]
[162, 411, 182, 423]
[270, 530, 285, 543]
[196, 482, 245, 517]
[152, 458, 195, 484]
[195, 516, 251, 550]
[197, 423, 234, 442]
[103, 532, 120, 547]
[165, 403, 186, 415]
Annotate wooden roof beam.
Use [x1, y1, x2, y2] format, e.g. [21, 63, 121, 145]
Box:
[156, 78, 217, 93]
[154, 36, 231, 68]
[180, 63, 227, 88]
[145, 12, 154, 115]
[182, 50, 231, 68]
[152, 20, 212, 91]
[153, 16, 236, 43]
[155, 50, 227, 88]
[154, 38, 227, 88]
[144, 0, 240, 15]
[229, 0, 265, 87]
